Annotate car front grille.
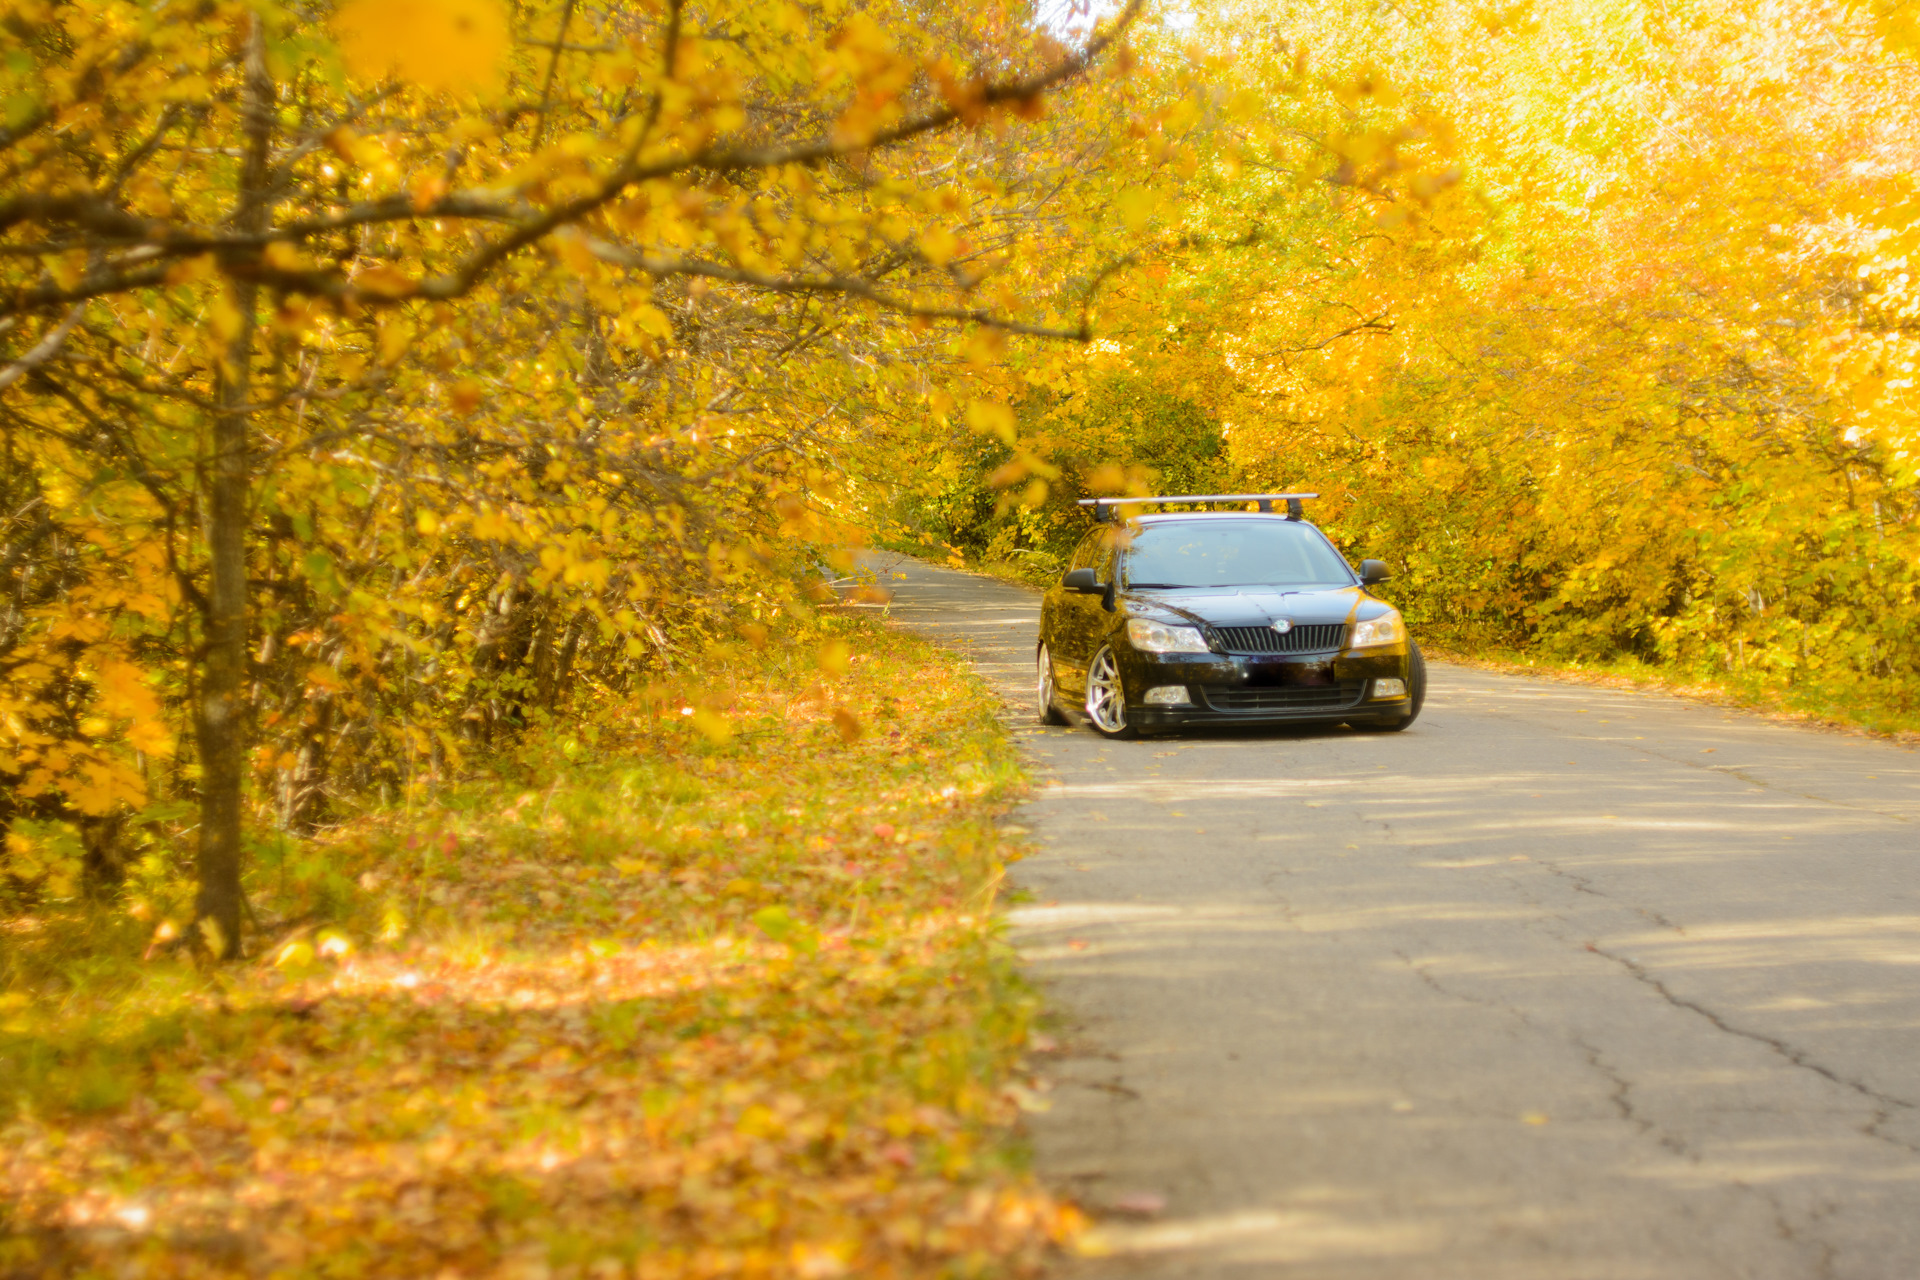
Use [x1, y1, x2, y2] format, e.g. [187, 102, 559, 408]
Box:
[1212, 623, 1346, 654]
[1201, 682, 1366, 714]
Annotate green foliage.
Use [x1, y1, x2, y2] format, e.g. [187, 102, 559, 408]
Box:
[906, 374, 1227, 574]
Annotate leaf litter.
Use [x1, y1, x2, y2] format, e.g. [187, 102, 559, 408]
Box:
[0, 620, 1083, 1277]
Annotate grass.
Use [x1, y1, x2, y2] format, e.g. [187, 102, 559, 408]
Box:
[0, 615, 1080, 1279]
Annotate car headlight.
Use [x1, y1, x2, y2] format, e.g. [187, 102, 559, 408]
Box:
[1126, 618, 1211, 654]
[1348, 610, 1406, 649]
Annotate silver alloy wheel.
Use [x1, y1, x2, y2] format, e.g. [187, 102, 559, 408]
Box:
[1036, 644, 1067, 725]
[1085, 645, 1128, 734]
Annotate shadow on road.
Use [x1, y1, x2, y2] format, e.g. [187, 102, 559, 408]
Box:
[868, 551, 1920, 1280]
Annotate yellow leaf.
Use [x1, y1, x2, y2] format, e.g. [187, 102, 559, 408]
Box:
[356, 266, 417, 299]
[554, 228, 598, 276]
[165, 254, 216, 288]
[208, 294, 243, 347]
[377, 314, 414, 366]
[1087, 462, 1126, 493]
[95, 662, 159, 721]
[631, 303, 674, 340]
[448, 380, 483, 414]
[737, 1103, 784, 1138]
[263, 241, 304, 272]
[965, 400, 1016, 444]
[1115, 187, 1156, 232]
[159, 73, 212, 103]
[920, 227, 959, 267]
[409, 172, 448, 211]
[69, 760, 144, 815]
[274, 940, 316, 969]
[690, 708, 732, 744]
[125, 172, 173, 218]
[816, 639, 851, 676]
[335, 0, 510, 92]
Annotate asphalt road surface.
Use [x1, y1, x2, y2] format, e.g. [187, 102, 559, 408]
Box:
[864, 553, 1920, 1280]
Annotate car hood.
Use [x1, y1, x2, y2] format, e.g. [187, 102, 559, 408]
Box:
[1122, 585, 1383, 628]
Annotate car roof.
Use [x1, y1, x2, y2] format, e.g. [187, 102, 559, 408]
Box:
[1124, 511, 1316, 525]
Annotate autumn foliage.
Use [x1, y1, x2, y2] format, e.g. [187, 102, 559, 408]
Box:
[0, 0, 1142, 925]
[2, 0, 1145, 1268]
[932, 0, 1920, 727]
[8, 0, 1920, 1271]
[1216, 0, 1920, 724]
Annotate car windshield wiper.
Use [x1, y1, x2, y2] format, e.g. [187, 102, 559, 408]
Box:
[1125, 582, 1190, 588]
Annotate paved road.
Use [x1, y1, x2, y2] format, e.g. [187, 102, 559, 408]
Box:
[865, 554, 1920, 1280]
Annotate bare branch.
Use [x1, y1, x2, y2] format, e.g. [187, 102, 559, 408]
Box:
[0, 303, 86, 392]
[1255, 311, 1393, 359]
[592, 244, 1089, 340]
[415, 0, 1145, 307]
[0, 0, 1147, 326]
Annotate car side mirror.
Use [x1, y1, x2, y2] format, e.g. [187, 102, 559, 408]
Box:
[1359, 559, 1391, 587]
[1061, 567, 1101, 594]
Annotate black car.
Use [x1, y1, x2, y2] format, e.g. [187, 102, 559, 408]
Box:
[1036, 494, 1424, 739]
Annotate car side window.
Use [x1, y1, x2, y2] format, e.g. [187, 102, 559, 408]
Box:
[1068, 529, 1106, 574]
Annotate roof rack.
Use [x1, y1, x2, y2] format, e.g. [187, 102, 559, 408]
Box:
[1076, 493, 1320, 522]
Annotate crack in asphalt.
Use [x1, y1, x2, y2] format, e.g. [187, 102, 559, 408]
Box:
[1084, 1078, 1142, 1101]
[1483, 843, 1919, 1166]
[1583, 941, 1920, 1157]
[1629, 744, 1917, 826]
[1772, 1199, 1842, 1280]
[1400, 950, 1845, 1276]
[1509, 844, 1920, 1161]
[1530, 854, 1689, 934]
[1565, 1032, 1692, 1158]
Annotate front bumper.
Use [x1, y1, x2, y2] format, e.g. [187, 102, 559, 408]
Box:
[1117, 647, 1412, 728]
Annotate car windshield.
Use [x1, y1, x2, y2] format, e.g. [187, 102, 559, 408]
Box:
[1122, 519, 1354, 589]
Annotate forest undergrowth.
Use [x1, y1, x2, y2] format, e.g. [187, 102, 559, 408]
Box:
[0, 617, 1080, 1279]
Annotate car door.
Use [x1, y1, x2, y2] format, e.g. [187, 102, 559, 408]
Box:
[1054, 531, 1115, 695]
[1044, 531, 1095, 690]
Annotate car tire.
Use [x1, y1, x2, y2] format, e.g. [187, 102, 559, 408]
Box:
[1084, 644, 1140, 739]
[1352, 642, 1426, 732]
[1036, 643, 1069, 726]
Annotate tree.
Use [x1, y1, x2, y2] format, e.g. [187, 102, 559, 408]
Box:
[0, 0, 1145, 950]
[1006, 0, 1920, 709]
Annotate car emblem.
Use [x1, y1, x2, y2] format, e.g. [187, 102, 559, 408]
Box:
[1270, 618, 1293, 634]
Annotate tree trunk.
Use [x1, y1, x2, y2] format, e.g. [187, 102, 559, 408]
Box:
[551, 610, 587, 710]
[193, 19, 272, 958]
